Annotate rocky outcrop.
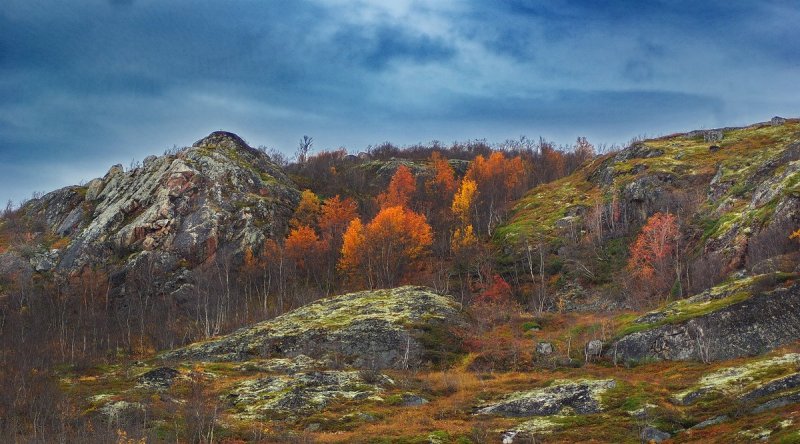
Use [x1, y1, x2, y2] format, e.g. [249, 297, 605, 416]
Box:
[162, 286, 463, 369]
[14, 131, 299, 297]
[476, 379, 616, 417]
[608, 275, 800, 363]
[672, 352, 800, 430]
[225, 370, 393, 419]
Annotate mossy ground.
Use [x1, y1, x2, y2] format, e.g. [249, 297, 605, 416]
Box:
[62, 318, 800, 443]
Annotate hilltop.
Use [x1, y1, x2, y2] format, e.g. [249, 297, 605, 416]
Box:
[1, 118, 800, 442]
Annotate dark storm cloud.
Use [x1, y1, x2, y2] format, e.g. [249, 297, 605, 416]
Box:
[1, 0, 798, 205]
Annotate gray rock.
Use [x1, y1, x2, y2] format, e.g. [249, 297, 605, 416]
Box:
[30, 249, 59, 272]
[476, 379, 616, 417]
[399, 393, 429, 407]
[225, 370, 392, 418]
[585, 340, 603, 358]
[771, 116, 787, 126]
[18, 131, 299, 296]
[536, 342, 554, 356]
[608, 282, 800, 363]
[751, 391, 800, 414]
[704, 130, 724, 142]
[740, 372, 800, 403]
[143, 155, 158, 167]
[137, 367, 180, 390]
[162, 286, 464, 370]
[641, 426, 671, 443]
[691, 415, 729, 430]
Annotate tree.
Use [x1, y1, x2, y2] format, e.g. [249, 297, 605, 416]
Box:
[377, 165, 416, 210]
[626, 212, 680, 306]
[319, 195, 359, 243]
[423, 152, 458, 246]
[450, 179, 479, 258]
[464, 152, 526, 235]
[339, 206, 433, 288]
[451, 179, 477, 227]
[285, 225, 329, 290]
[296, 135, 313, 164]
[290, 189, 322, 229]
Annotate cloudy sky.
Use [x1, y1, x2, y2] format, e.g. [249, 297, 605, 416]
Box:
[1, 0, 798, 205]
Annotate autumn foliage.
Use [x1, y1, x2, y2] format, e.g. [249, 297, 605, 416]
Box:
[626, 212, 680, 306]
[464, 152, 526, 234]
[377, 165, 417, 210]
[339, 206, 433, 288]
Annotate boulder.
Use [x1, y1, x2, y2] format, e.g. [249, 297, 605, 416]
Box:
[672, 353, 800, 405]
[476, 379, 616, 417]
[641, 426, 671, 443]
[585, 340, 603, 358]
[136, 367, 180, 390]
[608, 276, 800, 363]
[225, 370, 393, 419]
[162, 286, 464, 369]
[536, 342, 554, 356]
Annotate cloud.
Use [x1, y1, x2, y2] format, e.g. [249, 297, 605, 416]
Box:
[0, 0, 798, 204]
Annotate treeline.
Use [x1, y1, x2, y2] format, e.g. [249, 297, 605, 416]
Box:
[0, 136, 597, 441]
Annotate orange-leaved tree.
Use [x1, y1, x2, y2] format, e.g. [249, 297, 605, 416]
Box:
[626, 212, 679, 306]
[465, 152, 526, 235]
[320, 195, 359, 243]
[290, 189, 322, 229]
[423, 152, 458, 246]
[450, 178, 478, 256]
[339, 206, 432, 288]
[285, 224, 329, 290]
[377, 165, 416, 210]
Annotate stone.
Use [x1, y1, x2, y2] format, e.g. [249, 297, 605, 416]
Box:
[691, 415, 729, 430]
[225, 370, 393, 419]
[585, 340, 603, 358]
[137, 367, 180, 390]
[536, 342, 554, 356]
[162, 286, 464, 369]
[476, 379, 616, 417]
[704, 130, 724, 142]
[398, 393, 429, 407]
[609, 277, 800, 363]
[143, 155, 158, 167]
[771, 116, 787, 126]
[641, 426, 671, 443]
[672, 353, 800, 405]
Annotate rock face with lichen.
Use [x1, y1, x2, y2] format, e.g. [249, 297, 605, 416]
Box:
[608, 274, 800, 363]
[162, 286, 464, 369]
[476, 379, 616, 417]
[9, 131, 299, 294]
[226, 370, 394, 419]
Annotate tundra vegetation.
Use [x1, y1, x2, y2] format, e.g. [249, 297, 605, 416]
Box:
[1, 119, 800, 442]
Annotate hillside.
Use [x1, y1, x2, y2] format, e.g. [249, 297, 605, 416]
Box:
[1, 119, 800, 442]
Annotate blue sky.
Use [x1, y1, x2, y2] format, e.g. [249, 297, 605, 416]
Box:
[1, 0, 798, 205]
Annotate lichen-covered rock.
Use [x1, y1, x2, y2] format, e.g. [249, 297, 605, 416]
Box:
[225, 370, 392, 418]
[136, 367, 180, 390]
[641, 426, 671, 443]
[162, 286, 463, 369]
[476, 379, 616, 417]
[16, 131, 299, 289]
[672, 353, 800, 405]
[609, 276, 800, 363]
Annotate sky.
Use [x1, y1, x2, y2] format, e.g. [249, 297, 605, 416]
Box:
[1, 0, 799, 205]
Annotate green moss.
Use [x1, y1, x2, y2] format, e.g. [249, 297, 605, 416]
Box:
[615, 273, 797, 338]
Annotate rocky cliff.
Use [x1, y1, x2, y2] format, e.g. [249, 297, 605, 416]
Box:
[3, 131, 299, 293]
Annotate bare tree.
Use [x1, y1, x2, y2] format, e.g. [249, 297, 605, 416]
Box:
[296, 135, 313, 164]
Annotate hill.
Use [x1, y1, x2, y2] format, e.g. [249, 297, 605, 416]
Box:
[2, 119, 800, 442]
